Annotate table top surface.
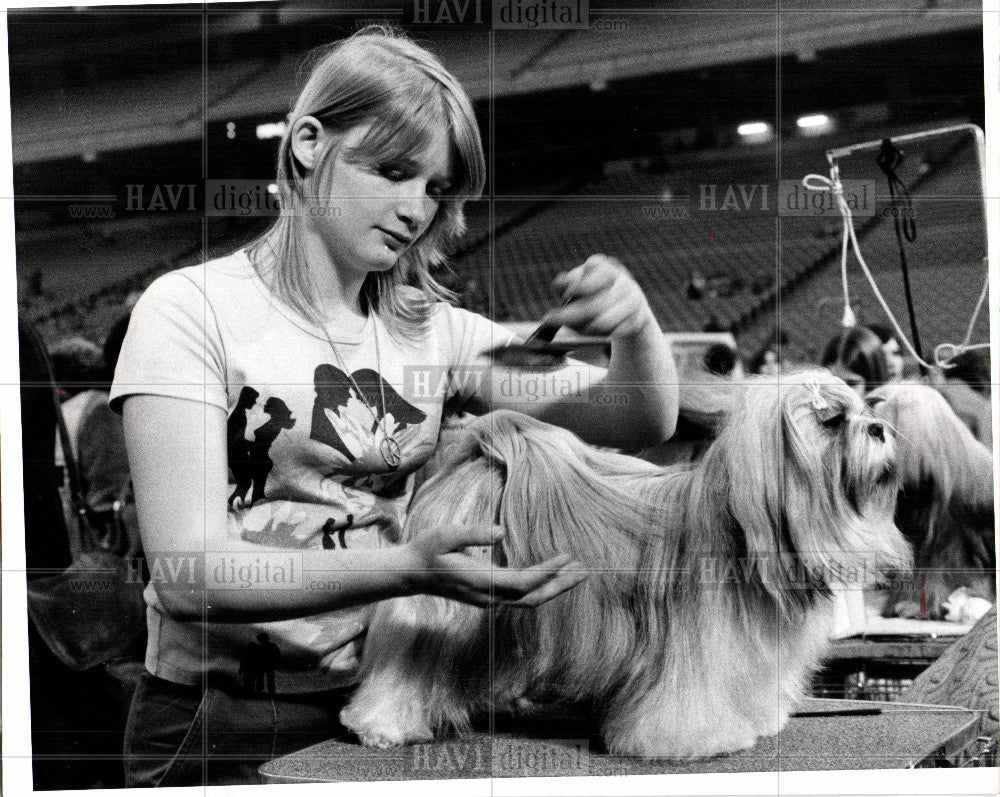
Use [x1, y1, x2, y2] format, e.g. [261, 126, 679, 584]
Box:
[829, 634, 962, 661]
[259, 698, 983, 783]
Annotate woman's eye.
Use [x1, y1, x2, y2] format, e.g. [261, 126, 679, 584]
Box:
[378, 164, 408, 181]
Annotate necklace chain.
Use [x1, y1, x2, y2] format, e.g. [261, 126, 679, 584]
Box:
[320, 320, 401, 470]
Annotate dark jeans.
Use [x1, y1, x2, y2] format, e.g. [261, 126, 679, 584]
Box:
[124, 672, 354, 787]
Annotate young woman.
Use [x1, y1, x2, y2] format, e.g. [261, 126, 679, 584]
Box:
[112, 27, 678, 786]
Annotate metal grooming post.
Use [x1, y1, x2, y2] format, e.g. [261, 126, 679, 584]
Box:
[823, 124, 988, 366]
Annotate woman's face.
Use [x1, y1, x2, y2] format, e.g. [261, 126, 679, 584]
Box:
[882, 338, 905, 382]
[309, 123, 453, 276]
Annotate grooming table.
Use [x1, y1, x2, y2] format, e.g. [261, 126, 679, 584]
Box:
[259, 698, 982, 783]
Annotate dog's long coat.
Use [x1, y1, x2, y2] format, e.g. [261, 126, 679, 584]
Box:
[342, 373, 910, 758]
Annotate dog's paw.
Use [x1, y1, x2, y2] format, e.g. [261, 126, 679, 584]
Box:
[680, 729, 759, 759]
[340, 705, 434, 749]
[355, 726, 434, 750]
[756, 710, 789, 739]
[609, 720, 759, 760]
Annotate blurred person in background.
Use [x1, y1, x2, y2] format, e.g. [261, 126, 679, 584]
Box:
[20, 319, 126, 789]
[820, 324, 894, 394]
[49, 334, 135, 556]
[868, 323, 909, 382]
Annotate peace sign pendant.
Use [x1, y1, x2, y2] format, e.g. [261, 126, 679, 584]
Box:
[379, 436, 402, 470]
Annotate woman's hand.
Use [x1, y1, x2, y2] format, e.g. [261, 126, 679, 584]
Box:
[540, 255, 658, 339]
[471, 253, 677, 451]
[401, 524, 587, 608]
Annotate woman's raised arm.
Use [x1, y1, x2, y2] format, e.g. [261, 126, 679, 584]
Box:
[470, 255, 678, 452]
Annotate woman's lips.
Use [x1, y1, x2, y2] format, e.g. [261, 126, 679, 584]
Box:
[377, 227, 410, 249]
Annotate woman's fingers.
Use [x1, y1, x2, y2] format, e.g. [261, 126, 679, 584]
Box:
[542, 293, 608, 330]
[502, 564, 588, 608]
[411, 526, 589, 608]
[443, 553, 585, 606]
[554, 256, 619, 299]
[487, 554, 575, 597]
[544, 255, 654, 339]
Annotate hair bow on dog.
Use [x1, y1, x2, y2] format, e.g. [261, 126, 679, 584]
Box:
[808, 383, 840, 423]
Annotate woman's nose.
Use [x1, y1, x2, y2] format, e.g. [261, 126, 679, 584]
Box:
[395, 191, 434, 232]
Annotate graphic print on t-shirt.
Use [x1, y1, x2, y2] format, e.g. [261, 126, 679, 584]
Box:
[228, 386, 260, 506]
[309, 364, 426, 467]
[248, 397, 296, 503]
[228, 391, 296, 506]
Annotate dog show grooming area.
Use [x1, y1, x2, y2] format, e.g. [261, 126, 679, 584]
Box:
[259, 699, 982, 782]
[8, 5, 998, 792]
[261, 607, 999, 782]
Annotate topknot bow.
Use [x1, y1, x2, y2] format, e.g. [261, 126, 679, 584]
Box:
[808, 382, 840, 423]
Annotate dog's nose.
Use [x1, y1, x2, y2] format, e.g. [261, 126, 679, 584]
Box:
[867, 422, 885, 442]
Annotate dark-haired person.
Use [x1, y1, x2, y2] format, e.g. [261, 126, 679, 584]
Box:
[820, 324, 894, 394]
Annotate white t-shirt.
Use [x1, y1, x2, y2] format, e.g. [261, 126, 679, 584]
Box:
[110, 250, 512, 692]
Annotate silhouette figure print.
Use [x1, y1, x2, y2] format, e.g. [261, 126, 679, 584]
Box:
[238, 632, 282, 694]
[228, 386, 260, 506]
[309, 364, 425, 463]
[235, 396, 295, 505]
[321, 514, 354, 549]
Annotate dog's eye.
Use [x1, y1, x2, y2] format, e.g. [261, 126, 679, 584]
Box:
[820, 412, 845, 430]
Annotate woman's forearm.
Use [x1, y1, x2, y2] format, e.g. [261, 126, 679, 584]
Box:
[600, 319, 678, 446]
[151, 523, 584, 622]
[533, 326, 677, 452]
[522, 256, 679, 451]
[149, 537, 422, 622]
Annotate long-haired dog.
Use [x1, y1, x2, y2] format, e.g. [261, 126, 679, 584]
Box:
[869, 382, 996, 617]
[341, 371, 910, 758]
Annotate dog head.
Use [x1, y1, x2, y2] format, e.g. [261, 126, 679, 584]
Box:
[702, 369, 910, 596]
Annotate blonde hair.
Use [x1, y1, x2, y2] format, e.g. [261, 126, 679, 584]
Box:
[246, 26, 486, 338]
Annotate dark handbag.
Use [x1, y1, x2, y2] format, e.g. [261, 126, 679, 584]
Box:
[25, 340, 146, 671]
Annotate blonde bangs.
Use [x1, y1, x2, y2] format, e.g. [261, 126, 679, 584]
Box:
[246, 26, 486, 340]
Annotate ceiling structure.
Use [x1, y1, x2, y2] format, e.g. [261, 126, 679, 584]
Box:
[8, 0, 983, 164]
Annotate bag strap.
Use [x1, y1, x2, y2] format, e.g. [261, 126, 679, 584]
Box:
[29, 324, 99, 551]
[56, 395, 99, 551]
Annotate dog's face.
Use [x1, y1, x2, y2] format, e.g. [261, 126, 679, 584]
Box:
[780, 370, 898, 520]
[708, 369, 910, 589]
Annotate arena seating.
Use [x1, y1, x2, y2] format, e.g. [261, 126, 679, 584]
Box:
[20, 129, 986, 377]
[737, 136, 989, 364]
[13, 60, 273, 162]
[20, 213, 204, 342]
[446, 132, 986, 373]
[450, 148, 836, 333]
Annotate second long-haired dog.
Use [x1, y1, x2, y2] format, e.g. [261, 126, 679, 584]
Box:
[869, 382, 995, 617]
[341, 371, 910, 758]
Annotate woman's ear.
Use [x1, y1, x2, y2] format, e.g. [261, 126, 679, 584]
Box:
[289, 116, 327, 171]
